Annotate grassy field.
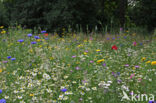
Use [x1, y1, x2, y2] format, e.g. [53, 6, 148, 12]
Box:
[0, 28, 156, 103]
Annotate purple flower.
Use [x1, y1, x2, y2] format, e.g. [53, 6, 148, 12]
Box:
[90, 37, 93, 40]
[120, 27, 123, 31]
[11, 58, 16, 61]
[0, 89, 2, 94]
[85, 50, 88, 53]
[102, 63, 106, 66]
[31, 41, 37, 44]
[112, 37, 115, 40]
[90, 61, 94, 63]
[75, 67, 80, 70]
[82, 80, 87, 83]
[107, 38, 110, 40]
[41, 31, 46, 33]
[61, 88, 67, 92]
[2, 61, 8, 63]
[117, 72, 120, 75]
[125, 64, 129, 67]
[124, 36, 127, 39]
[117, 80, 122, 83]
[27, 33, 32, 37]
[135, 65, 139, 68]
[72, 56, 76, 58]
[34, 36, 40, 39]
[130, 91, 134, 95]
[0, 99, 6, 103]
[17, 39, 24, 43]
[79, 98, 83, 101]
[7, 56, 11, 59]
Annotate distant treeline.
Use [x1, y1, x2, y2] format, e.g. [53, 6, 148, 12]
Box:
[0, 0, 156, 32]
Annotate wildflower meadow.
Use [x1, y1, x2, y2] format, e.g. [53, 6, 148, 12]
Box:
[0, 27, 156, 103]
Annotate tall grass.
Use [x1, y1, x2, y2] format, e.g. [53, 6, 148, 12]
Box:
[0, 27, 156, 103]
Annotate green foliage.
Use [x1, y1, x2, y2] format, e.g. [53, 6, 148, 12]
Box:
[0, 2, 8, 26]
[1, 0, 156, 32]
[129, 0, 156, 31]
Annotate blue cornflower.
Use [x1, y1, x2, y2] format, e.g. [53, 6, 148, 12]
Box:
[31, 41, 37, 44]
[0, 99, 6, 103]
[27, 33, 32, 37]
[41, 31, 46, 33]
[61, 88, 67, 92]
[17, 39, 24, 43]
[7, 56, 11, 59]
[34, 36, 40, 39]
[107, 38, 110, 40]
[2, 39, 6, 42]
[11, 58, 16, 61]
[45, 38, 48, 40]
[149, 101, 154, 103]
[140, 43, 143, 45]
[124, 36, 127, 39]
[117, 72, 120, 75]
[0, 89, 2, 94]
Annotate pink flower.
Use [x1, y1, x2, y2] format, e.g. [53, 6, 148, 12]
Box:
[130, 73, 135, 79]
[72, 56, 76, 58]
[133, 42, 136, 46]
[75, 67, 80, 70]
[90, 61, 94, 63]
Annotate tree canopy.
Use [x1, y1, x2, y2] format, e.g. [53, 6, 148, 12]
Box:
[0, 0, 155, 32]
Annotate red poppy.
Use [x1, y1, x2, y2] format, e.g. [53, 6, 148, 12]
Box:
[44, 33, 48, 36]
[112, 45, 118, 50]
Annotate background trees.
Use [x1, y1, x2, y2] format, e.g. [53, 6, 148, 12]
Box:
[0, 0, 155, 32]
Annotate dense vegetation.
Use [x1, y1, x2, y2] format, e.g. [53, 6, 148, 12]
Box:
[0, 0, 156, 33]
[0, 27, 156, 103]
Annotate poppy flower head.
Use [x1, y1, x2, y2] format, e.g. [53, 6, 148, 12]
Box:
[44, 33, 48, 36]
[112, 45, 118, 50]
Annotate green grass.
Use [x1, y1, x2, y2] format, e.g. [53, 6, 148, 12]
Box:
[0, 28, 156, 103]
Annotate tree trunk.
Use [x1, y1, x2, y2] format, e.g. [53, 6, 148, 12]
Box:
[119, 0, 127, 28]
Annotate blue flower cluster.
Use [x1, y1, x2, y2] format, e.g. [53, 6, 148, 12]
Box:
[0, 89, 6, 103]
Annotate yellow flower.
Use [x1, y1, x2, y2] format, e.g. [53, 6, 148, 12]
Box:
[0, 26, 4, 29]
[49, 57, 54, 60]
[97, 59, 104, 63]
[29, 49, 33, 53]
[84, 40, 87, 42]
[39, 45, 42, 48]
[0, 69, 2, 73]
[1, 30, 6, 34]
[141, 57, 146, 61]
[132, 33, 136, 36]
[84, 52, 87, 55]
[96, 49, 101, 52]
[151, 61, 156, 65]
[77, 44, 83, 48]
[36, 39, 41, 42]
[29, 93, 34, 96]
[146, 61, 151, 64]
